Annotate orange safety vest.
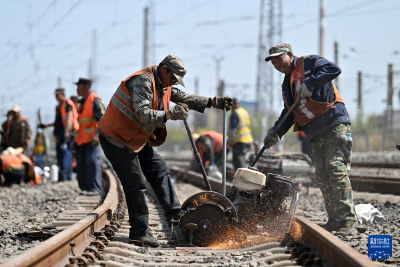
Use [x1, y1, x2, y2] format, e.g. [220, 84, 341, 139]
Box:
[99, 66, 172, 153]
[60, 99, 79, 131]
[200, 131, 227, 153]
[76, 92, 102, 146]
[18, 153, 35, 180]
[3, 115, 29, 148]
[287, 56, 345, 128]
[1, 154, 24, 172]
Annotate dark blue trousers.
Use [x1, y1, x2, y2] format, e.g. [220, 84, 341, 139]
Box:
[99, 135, 181, 238]
[55, 130, 73, 181]
[76, 142, 102, 192]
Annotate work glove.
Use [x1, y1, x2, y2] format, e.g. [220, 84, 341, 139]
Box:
[263, 128, 279, 149]
[212, 96, 233, 111]
[64, 133, 71, 143]
[92, 134, 100, 148]
[167, 103, 189, 120]
[296, 80, 313, 98]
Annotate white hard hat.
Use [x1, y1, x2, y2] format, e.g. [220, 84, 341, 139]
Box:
[11, 104, 21, 113]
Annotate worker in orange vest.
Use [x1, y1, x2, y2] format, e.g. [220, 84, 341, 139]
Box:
[98, 54, 233, 247]
[192, 131, 228, 178]
[39, 88, 79, 181]
[0, 147, 35, 185]
[1, 104, 32, 152]
[75, 78, 105, 194]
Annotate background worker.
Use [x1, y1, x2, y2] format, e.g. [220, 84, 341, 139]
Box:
[75, 78, 105, 194]
[1, 105, 32, 152]
[192, 131, 228, 179]
[264, 43, 356, 235]
[98, 54, 232, 247]
[39, 88, 79, 181]
[0, 147, 35, 185]
[228, 98, 253, 171]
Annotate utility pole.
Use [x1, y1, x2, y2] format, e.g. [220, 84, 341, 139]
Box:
[319, 0, 326, 57]
[217, 79, 225, 98]
[213, 56, 224, 96]
[388, 63, 394, 143]
[57, 77, 62, 87]
[357, 71, 363, 127]
[334, 41, 339, 90]
[143, 7, 150, 68]
[89, 29, 98, 84]
[255, 0, 282, 140]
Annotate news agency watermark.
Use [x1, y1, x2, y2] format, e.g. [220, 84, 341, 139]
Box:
[368, 235, 392, 260]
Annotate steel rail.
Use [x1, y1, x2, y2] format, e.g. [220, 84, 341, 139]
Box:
[0, 170, 121, 267]
[169, 165, 378, 267]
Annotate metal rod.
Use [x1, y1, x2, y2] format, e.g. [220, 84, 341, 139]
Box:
[222, 105, 227, 196]
[249, 94, 301, 168]
[183, 119, 212, 191]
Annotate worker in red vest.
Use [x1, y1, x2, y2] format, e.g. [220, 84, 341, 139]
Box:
[75, 78, 105, 194]
[40, 88, 79, 181]
[264, 43, 356, 236]
[1, 104, 32, 152]
[98, 54, 232, 247]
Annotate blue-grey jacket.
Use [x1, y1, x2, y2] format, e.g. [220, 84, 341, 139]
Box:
[273, 55, 351, 139]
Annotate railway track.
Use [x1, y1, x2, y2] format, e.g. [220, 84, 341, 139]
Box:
[1, 161, 396, 266]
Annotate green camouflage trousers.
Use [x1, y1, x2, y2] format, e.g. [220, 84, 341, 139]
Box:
[312, 124, 357, 223]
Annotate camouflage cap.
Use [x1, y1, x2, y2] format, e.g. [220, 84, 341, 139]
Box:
[55, 87, 66, 95]
[265, 43, 293, 62]
[161, 54, 186, 87]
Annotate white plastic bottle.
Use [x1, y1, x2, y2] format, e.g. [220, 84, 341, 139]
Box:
[50, 164, 59, 183]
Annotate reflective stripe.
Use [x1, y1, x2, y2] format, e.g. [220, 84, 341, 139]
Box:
[299, 98, 315, 119]
[116, 86, 132, 106]
[79, 118, 96, 124]
[84, 127, 95, 133]
[236, 132, 252, 138]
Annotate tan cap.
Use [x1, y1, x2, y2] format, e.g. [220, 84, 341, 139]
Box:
[11, 104, 20, 113]
[161, 54, 186, 87]
[192, 133, 200, 143]
[55, 87, 66, 95]
[265, 43, 293, 61]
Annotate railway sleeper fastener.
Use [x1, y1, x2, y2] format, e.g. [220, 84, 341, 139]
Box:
[66, 256, 89, 267]
[90, 240, 105, 251]
[290, 246, 311, 260]
[84, 246, 101, 257]
[296, 251, 315, 265]
[102, 225, 117, 238]
[81, 252, 96, 263]
[302, 257, 322, 267]
[110, 219, 121, 229]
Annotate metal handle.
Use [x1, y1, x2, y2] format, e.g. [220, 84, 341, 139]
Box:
[222, 104, 227, 196]
[183, 119, 212, 191]
[249, 94, 301, 168]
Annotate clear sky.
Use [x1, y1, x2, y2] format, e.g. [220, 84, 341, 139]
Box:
[0, 0, 399, 127]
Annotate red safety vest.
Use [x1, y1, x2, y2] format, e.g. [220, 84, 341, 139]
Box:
[60, 99, 79, 131]
[99, 66, 171, 153]
[286, 56, 345, 129]
[75, 92, 102, 146]
[3, 115, 29, 148]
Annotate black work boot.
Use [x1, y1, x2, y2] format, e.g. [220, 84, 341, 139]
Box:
[129, 233, 160, 248]
[333, 220, 358, 236]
